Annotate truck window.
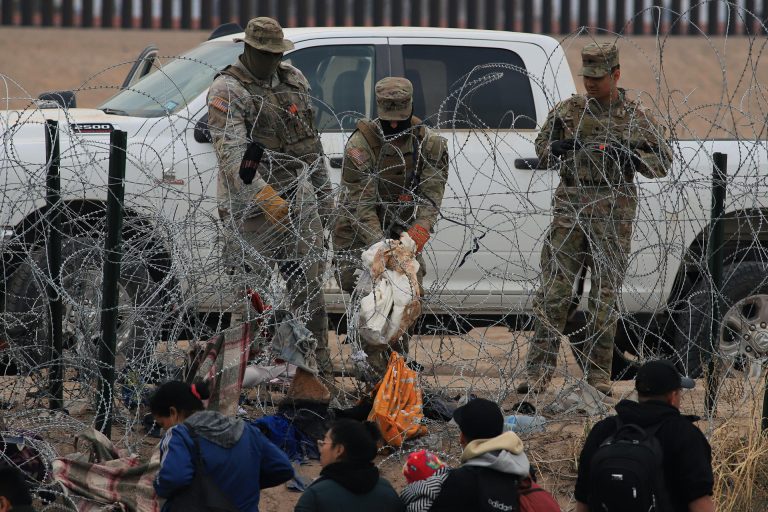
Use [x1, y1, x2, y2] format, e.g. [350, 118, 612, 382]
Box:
[402, 45, 536, 130]
[283, 45, 376, 131]
[99, 41, 242, 118]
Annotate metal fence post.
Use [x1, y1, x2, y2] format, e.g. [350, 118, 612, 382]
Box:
[45, 120, 64, 411]
[95, 130, 127, 436]
[706, 152, 727, 416]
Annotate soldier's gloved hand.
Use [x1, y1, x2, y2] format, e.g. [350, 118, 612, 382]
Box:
[549, 139, 581, 157]
[239, 141, 265, 185]
[254, 184, 289, 230]
[599, 143, 644, 169]
[404, 224, 430, 254]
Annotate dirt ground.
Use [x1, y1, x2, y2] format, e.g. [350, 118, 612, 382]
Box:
[3, 325, 765, 511]
[2, 28, 767, 138]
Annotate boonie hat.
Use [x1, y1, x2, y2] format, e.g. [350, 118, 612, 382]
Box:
[234, 17, 294, 53]
[403, 449, 445, 483]
[375, 77, 413, 121]
[451, 397, 504, 441]
[579, 42, 619, 77]
[635, 360, 695, 395]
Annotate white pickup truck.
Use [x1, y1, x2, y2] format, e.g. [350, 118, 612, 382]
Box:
[2, 25, 767, 378]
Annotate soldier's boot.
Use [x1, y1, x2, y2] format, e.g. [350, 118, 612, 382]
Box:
[588, 380, 613, 397]
[586, 365, 614, 397]
[516, 371, 552, 394]
[586, 337, 614, 397]
[519, 330, 558, 394]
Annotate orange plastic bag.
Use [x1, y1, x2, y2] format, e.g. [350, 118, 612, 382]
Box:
[367, 352, 428, 447]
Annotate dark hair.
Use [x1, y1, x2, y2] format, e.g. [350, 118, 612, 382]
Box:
[149, 380, 210, 418]
[611, 65, 620, 73]
[328, 419, 381, 464]
[0, 466, 33, 505]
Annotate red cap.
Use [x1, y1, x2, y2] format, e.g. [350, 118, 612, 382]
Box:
[403, 450, 445, 483]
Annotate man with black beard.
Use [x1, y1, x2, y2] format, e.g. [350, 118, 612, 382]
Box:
[333, 77, 449, 379]
[207, 17, 333, 389]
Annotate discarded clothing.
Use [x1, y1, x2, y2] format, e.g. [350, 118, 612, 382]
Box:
[269, 309, 319, 374]
[52, 428, 161, 512]
[358, 238, 422, 347]
[186, 323, 251, 417]
[252, 414, 320, 462]
[1, 430, 48, 485]
[542, 380, 614, 416]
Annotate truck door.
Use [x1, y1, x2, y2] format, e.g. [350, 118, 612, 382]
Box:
[281, 38, 389, 305]
[281, 39, 389, 186]
[388, 38, 554, 314]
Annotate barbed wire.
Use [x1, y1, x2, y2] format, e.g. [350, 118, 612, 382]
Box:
[2, 3, 768, 509]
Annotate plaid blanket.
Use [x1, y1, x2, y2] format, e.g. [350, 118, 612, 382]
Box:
[186, 322, 251, 417]
[52, 324, 251, 511]
[52, 428, 161, 512]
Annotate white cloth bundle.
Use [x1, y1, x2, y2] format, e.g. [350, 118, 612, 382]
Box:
[358, 235, 422, 346]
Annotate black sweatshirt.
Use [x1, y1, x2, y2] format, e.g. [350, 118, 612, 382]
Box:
[575, 399, 714, 512]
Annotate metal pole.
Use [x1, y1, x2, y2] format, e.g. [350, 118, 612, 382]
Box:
[95, 130, 127, 436]
[45, 120, 64, 411]
[706, 152, 727, 416]
[762, 372, 768, 431]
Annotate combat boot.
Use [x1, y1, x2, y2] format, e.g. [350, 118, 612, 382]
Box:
[588, 379, 613, 397]
[516, 373, 551, 394]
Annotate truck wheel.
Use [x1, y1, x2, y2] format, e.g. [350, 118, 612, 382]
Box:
[674, 262, 768, 377]
[3, 235, 162, 380]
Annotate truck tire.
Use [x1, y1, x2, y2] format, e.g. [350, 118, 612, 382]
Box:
[674, 261, 768, 377]
[3, 235, 162, 377]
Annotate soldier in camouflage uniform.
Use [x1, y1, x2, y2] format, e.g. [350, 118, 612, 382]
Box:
[333, 77, 449, 379]
[518, 43, 673, 395]
[207, 17, 333, 379]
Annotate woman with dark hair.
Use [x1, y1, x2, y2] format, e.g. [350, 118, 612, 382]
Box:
[150, 381, 293, 512]
[294, 419, 404, 511]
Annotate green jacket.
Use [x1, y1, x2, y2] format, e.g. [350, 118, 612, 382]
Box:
[535, 88, 673, 186]
[294, 467, 405, 512]
[333, 118, 449, 250]
[207, 58, 333, 221]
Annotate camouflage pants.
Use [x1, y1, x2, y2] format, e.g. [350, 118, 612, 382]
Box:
[222, 180, 331, 376]
[335, 243, 426, 380]
[527, 209, 632, 384]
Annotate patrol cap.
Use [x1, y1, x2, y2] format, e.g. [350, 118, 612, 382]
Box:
[234, 17, 294, 53]
[375, 77, 414, 121]
[579, 42, 619, 78]
[635, 360, 695, 395]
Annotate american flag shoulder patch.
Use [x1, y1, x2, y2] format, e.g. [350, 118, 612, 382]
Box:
[209, 96, 229, 113]
[346, 147, 369, 167]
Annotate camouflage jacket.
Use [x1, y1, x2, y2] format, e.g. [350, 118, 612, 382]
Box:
[207, 58, 332, 219]
[535, 89, 673, 187]
[333, 118, 449, 249]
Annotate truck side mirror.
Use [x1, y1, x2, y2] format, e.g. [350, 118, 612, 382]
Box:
[37, 90, 77, 109]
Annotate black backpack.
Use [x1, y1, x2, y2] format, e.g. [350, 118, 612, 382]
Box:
[588, 417, 672, 512]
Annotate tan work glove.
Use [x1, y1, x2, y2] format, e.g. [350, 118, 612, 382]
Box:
[254, 184, 289, 230]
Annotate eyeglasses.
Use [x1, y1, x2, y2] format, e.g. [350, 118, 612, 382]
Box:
[317, 439, 330, 447]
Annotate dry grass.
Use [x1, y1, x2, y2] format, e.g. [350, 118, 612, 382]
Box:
[711, 410, 768, 511]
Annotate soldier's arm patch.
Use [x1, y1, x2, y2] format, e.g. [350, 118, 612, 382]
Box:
[209, 96, 230, 113]
[346, 147, 369, 167]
